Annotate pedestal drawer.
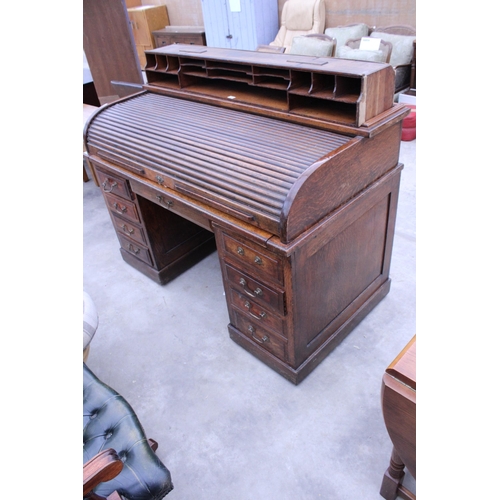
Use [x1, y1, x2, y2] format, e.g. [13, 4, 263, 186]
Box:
[95, 168, 132, 200]
[104, 193, 141, 224]
[224, 263, 285, 315]
[111, 213, 147, 246]
[229, 288, 285, 336]
[220, 233, 283, 284]
[234, 311, 287, 361]
[116, 233, 153, 265]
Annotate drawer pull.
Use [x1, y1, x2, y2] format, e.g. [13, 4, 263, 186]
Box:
[237, 246, 244, 256]
[128, 243, 140, 255]
[102, 180, 117, 193]
[156, 195, 173, 208]
[254, 256, 263, 265]
[120, 224, 134, 235]
[248, 325, 269, 344]
[155, 175, 165, 185]
[244, 301, 267, 320]
[239, 278, 262, 297]
[113, 202, 127, 214]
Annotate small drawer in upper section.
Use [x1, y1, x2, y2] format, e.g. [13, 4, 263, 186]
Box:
[94, 168, 132, 201]
[220, 232, 283, 285]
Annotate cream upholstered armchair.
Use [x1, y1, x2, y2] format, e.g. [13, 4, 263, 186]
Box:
[268, 0, 326, 53]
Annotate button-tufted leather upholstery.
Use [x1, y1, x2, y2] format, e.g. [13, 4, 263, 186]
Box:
[83, 363, 173, 499]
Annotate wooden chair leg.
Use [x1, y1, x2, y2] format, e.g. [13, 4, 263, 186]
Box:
[380, 447, 416, 500]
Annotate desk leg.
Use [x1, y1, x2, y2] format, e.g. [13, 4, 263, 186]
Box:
[380, 447, 415, 500]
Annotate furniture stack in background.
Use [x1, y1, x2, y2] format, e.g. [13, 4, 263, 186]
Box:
[127, 4, 170, 68]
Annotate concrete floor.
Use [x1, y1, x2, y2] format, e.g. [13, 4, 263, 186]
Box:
[83, 138, 416, 500]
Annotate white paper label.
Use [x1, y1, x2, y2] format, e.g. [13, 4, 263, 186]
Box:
[229, 0, 241, 12]
[359, 37, 381, 51]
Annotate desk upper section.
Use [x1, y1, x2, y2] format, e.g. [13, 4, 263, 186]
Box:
[85, 47, 408, 244]
[143, 44, 399, 133]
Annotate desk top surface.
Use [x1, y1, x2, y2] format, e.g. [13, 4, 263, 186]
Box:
[386, 335, 416, 390]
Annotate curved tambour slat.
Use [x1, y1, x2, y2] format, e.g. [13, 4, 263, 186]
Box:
[86, 93, 350, 219]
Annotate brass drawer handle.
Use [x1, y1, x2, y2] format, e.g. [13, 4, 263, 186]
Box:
[156, 195, 173, 208]
[236, 247, 263, 266]
[113, 202, 127, 215]
[128, 243, 140, 255]
[102, 180, 117, 193]
[244, 301, 267, 320]
[248, 325, 269, 344]
[120, 224, 134, 235]
[239, 278, 263, 297]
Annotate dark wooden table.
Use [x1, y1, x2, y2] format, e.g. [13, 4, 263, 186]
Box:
[380, 335, 416, 499]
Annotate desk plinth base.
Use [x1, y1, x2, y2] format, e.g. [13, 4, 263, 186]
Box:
[229, 279, 391, 384]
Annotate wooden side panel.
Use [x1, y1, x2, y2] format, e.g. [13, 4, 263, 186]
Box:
[289, 166, 401, 366]
[282, 123, 402, 242]
[364, 67, 396, 121]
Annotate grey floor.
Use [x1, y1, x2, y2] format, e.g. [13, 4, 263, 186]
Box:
[83, 138, 416, 500]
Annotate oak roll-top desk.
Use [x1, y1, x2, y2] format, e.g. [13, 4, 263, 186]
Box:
[84, 45, 409, 384]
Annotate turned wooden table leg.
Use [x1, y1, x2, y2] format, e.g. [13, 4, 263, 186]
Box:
[380, 447, 406, 499]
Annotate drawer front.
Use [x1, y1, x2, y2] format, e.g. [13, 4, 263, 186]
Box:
[111, 213, 147, 246]
[130, 179, 212, 232]
[234, 311, 287, 361]
[104, 193, 141, 224]
[95, 168, 132, 200]
[221, 233, 283, 284]
[229, 288, 284, 336]
[117, 233, 153, 265]
[155, 34, 205, 47]
[224, 263, 284, 315]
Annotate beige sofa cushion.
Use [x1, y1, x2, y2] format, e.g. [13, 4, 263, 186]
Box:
[336, 45, 386, 63]
[325, 24, 369, 48]
[290, 35, 335, 57]
[370, 32, 415, 67]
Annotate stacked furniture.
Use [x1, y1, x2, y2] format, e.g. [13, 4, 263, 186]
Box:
[325, 24, 416, 93]
[84, 45, 409, 384]
[153, 26, 206, 48]
[369, 26, 416, 93]
[127, 4, 170, 68]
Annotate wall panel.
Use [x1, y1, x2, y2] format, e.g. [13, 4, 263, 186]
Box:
[141, 0, 415, 31]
